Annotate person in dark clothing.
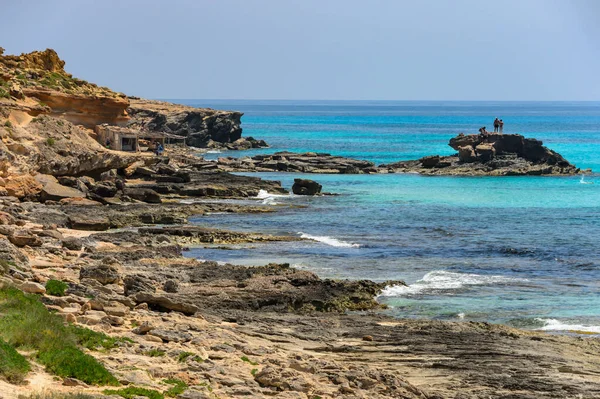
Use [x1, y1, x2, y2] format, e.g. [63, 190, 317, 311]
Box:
[493, 118, 500, 132]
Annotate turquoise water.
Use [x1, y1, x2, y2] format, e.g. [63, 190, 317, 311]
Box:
[174, 100, 600, 333]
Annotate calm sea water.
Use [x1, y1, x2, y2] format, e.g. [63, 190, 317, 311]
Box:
[173, 100, 600, 333]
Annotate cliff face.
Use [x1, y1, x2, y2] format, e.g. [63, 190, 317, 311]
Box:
[22, 87, 129, 128]
[0, 48, 129, 128]
[127, 99, 243, 147]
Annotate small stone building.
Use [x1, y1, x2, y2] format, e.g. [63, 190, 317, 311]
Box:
[94, 124, 185, 151]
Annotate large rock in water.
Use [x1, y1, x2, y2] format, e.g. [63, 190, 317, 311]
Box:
[292, 179, 322, 195]
[383, 132, 581, 176]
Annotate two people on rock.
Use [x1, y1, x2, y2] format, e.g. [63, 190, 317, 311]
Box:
[493, 118, 504, 133]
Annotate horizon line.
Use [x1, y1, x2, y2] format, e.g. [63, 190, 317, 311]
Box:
[156, 98, 600, 103]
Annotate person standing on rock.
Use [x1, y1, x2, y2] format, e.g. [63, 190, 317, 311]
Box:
[493, 118, 500, 132]
[499, 119, 504, 133]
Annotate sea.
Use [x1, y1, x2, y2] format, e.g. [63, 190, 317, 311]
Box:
[172, 100, 600, 334]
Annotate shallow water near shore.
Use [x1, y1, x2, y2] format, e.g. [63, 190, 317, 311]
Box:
[177, 100, 600, 333]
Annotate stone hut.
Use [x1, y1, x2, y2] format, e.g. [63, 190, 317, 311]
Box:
[94, 124, 185, 151]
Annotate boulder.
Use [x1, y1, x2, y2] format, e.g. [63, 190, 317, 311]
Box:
[163, 279, 179, 293]
[39, 181, 86, 202]
[147, 329, 192, 343]
[9, 232, 42, 247]
[0, 237, 28, 267]
[91, 182, 117, 198]
[0, 211, 16, 225]
[80, 264, 120, 285]
[420, 155, 440, 168]
[475, 144, 496, 162]
[458, 145, 476, 163]
[132, 292, 199, 315]
[62, 237, 83, 251]
[124, 274, 156, 296]
[292, 179, 322, 196]
[21, 281, 46, 294]
[68, 215, 110, 231]
[123, 188, 161, 203]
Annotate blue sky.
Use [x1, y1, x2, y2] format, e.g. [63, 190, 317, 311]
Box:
[2, 0, 599, 100]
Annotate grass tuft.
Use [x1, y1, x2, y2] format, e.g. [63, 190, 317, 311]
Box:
[164, 378, 187, 397]
[240, 355, 258, 366]
[144, 348, 166, 357]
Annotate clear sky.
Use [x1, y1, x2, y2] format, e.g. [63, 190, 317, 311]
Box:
[1, 0, 599, 100]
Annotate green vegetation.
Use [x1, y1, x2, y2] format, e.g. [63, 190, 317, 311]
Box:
[39, 72, 77, 91]
[0, 79, 9, 99]
[0, 338, 30, 384]
[45, 279, 68, 296]
[177, 351, 204, 363]
[164, 378, 188, 397]
[4, 120, 12, 128]
[0, 287, 118, 385]
[46, 137, 55, 146]
[144, 348, 166, 357]
[240, 356, 258, 366]
[26, 393, 97, 399]
[250, 368, 258, 376]
[0, 259, 13, 275]
[104, 387, 164, 399]
[69, 325, 132, 351]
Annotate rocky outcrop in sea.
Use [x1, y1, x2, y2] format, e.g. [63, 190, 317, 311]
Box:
[383, 131, 582, 176]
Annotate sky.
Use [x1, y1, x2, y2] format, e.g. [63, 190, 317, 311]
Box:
[1, 0, 599, 100]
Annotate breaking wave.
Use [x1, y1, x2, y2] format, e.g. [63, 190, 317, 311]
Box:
[380, 270, 526, 296]
[298, 232, 360, 248]
[535, 318, 600, 334]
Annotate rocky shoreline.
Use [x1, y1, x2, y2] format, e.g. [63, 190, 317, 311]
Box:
[2, 197, 600, 398]
[214, 132, 586, 176]
[1, 48, 599, 399]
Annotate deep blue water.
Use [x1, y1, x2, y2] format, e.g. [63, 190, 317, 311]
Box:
[172, 100, 600, 333]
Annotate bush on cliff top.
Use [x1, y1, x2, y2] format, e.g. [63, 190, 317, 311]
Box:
[0, 287, 118, 385]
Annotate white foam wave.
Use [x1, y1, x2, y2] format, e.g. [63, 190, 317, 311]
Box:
[535, 318, 600, 333]
[298, 232, 360, 248]
[381, 270, 526, 296]
[206, 150, 222, 154]
[256, 189, 290, 199]
[580, 175, 594, 184]
[261, 197, 279, 205]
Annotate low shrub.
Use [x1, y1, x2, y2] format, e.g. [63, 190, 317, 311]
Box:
[46, 137, 55, 146]
[69, 325, 133, 351]
[45, 279, 68, 296]
[38, 346, 118, 385]
[104, 387, 164, 399]
[0, 338, 30, 384]
[4, 120, 11, 128]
